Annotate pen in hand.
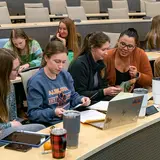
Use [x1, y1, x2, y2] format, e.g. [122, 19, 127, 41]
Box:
[90, 92, 98, 100]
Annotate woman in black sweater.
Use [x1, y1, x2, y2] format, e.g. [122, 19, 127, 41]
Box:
[68, 32, 121, 103]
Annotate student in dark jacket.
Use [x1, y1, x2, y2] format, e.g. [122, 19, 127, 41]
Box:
[68, 32, 122, 103]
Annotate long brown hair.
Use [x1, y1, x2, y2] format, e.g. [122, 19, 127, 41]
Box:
[10, 28, 32, 56]
[58, 18, 80, 58]
[145, 15, 160, 50]
[0, 49, 18, 122]
[75, 32, 110, 59]
[41, 41, 67, 67]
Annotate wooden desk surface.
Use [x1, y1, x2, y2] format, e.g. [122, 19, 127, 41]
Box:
[146, 51, 160, 61]
[10, 12, 146, 21]
[0, 18, 152, 30]
[1, 100, 160, 160]
[11, 76, 21, 84]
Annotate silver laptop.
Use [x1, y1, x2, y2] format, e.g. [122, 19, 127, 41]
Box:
[89, 95, 143, 130]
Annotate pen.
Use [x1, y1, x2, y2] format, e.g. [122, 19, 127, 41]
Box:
[74, 104, 82, 109]
[90, 92, 98, 100]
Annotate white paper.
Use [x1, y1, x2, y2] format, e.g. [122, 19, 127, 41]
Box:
[111, 92, 133, 101]
[80, 110, 105, 123]
[88, 101, 109, 111]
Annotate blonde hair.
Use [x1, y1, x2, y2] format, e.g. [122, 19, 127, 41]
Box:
[145, 15, 160, 50]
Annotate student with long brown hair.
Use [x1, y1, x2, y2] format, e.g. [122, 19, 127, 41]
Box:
[51, 17, 81, 59]
[145, 15, 160, 51]
[4, 28, 42, 72]
[27, 41, 90, 126]
[68, 32, 122, 103]
[0, 48, 45, 139]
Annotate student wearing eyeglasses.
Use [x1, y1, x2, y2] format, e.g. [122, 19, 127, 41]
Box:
[27, 41, 90, 126]
[0, 49, 45, 139]
[104, 28, 153, 91]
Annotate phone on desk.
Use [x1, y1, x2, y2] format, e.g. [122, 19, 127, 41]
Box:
[146, 105, 159, 116]
[5, 143, 32, 152]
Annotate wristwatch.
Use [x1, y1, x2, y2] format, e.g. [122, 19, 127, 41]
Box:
[136, 72, 139, 78]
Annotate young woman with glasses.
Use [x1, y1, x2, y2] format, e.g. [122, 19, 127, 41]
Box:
[0, 49, 45, 140]
[104, 28, 153, 91]
[27, 41, 90, 126]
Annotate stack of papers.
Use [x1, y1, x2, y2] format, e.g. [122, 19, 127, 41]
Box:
[80, 110, 106, 123]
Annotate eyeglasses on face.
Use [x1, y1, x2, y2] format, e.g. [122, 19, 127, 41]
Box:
[12, 66, 20, 72]
[119, 41, 135, 50]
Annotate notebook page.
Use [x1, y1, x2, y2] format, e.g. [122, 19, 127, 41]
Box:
[88, 101, 109, 111]
[80, 110, 106, 123]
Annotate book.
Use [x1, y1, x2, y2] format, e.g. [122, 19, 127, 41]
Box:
[80, 110, 106, 123]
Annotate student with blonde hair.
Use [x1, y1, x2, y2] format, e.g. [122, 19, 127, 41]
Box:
[145, 15, 160, 51]
[4, 28, 42, 72]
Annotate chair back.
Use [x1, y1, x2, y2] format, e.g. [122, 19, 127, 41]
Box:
[140, 0, 156, 12]
[49, 0, 67, 14]
[24, 3, 44, 8]
[81, 0, 100, 14]
[66, 6, 87, 20]
[0, 38, 9, 48]
[0, 1, 7, 7]
[25, 7, 50, 23]
[108, 8, 129, 19]
[103, 32, 120, 48]
[19, 68, 39, 96]
[0, 6, 11, 24]
[145, 1, 160, 17]
[112, 0, 129, 12]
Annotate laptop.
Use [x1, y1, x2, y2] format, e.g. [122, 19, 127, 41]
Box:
[89, 95, 143, 130]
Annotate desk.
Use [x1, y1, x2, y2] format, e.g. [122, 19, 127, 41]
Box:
[0, 19, 152, 49]
[2, 101, 160, 160]
[11, 76, 21, 84]
[146, 51, 160, 61]
[10, 12, 146, 21]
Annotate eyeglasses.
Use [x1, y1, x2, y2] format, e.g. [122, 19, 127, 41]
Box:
[12, 66, 20, 72]
[119, 42, 135, 50]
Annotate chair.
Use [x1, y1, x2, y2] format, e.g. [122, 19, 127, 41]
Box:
[49, 0, 67, 14]
[25, 7, 50, 23]
[24, 3, 44, 8]
[0, 1, 7, 7]
[108, 8, 129, 19]
[19, 69, 39, 96]
[103, 32, 120, 48]
[81, 0, 100, 14]
[112, 0, 129, 12]
[140, 0, 156, 12]
[145, 2, 160, 17]
[66, 6, 87, 20]
[0, 38, 9, 48]
[0, 6, 11, 24]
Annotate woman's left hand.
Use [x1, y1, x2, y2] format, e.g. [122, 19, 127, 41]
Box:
[129, 66, 138, 78]
[18, 64, 30, 73]
[81, 97, 91, 106]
